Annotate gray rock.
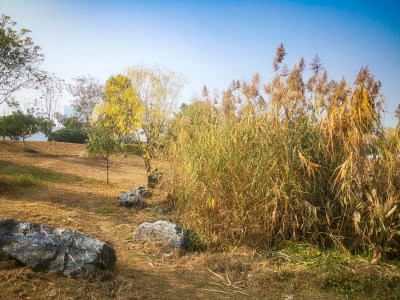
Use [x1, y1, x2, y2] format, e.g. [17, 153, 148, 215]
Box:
[133, 186, 151, 198]
[0, 217, 116, 277]
[118, 192, 143, 208]
[133, 221, 186, 249]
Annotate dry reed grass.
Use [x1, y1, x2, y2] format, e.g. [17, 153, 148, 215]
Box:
[169, 46, 400, 259]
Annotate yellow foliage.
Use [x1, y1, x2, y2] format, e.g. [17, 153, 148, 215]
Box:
[94, 65, 184, 186]
[92, 74, 143, 139]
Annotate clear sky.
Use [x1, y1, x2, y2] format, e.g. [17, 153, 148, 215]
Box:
[1, 0, 399, 127]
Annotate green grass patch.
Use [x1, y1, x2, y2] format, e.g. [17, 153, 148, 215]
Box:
[276, 242, 353, 268]
[17, 173, 38, 187]
[272, 242, 400, 299]
[83, 177, 104, 185]
[322, 271, 365, 296]
[316, 268, 400, 299]
[1, 166, 59, 188]
[101, 199, 120, 215]
[2, 166, 59, 183]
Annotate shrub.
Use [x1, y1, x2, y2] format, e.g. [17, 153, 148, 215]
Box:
[48, 128, 88, 144]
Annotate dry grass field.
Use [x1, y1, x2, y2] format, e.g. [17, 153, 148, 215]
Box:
[0, 141, 399, 300]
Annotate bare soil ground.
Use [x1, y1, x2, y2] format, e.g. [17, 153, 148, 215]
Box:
[0, 141, 399, 300]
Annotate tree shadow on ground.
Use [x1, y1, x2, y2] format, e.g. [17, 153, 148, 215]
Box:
[0, 159, 82, 183]
[0, 160, 126, 212]
[33, 150, 146, 171]
[0, 254, 233, 300]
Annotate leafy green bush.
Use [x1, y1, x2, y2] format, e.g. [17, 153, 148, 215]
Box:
[48, 128, 88, 144]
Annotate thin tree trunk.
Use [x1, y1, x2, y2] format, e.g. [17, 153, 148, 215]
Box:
[22, 133, 26, 149]
[138, 136, 152, 187]
[145, 160, 152, 187]
[142, 148, 153, 188]
[106, 155, 109, 184]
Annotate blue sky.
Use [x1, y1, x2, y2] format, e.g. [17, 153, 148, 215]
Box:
[1, 0, 399, 126]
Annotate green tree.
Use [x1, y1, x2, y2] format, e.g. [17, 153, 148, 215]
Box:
[62, 117, 85, 130]
[0, 15, 44, 105]
[86, 125, 121, 184]
[0, 111, 46, 148]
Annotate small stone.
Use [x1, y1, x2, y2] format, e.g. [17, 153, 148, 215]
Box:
[118, 192, 143, 209]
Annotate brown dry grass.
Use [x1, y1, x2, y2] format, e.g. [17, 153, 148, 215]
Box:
[0, 141, 398, 299]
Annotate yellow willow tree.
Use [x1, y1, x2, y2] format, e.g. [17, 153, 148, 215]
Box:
[96, 74, 143, 137]
[96, 66, 184, 187]
[125, 65, 184, 187]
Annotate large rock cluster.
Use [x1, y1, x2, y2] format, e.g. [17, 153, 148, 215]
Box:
[0, 217, 116, 277]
